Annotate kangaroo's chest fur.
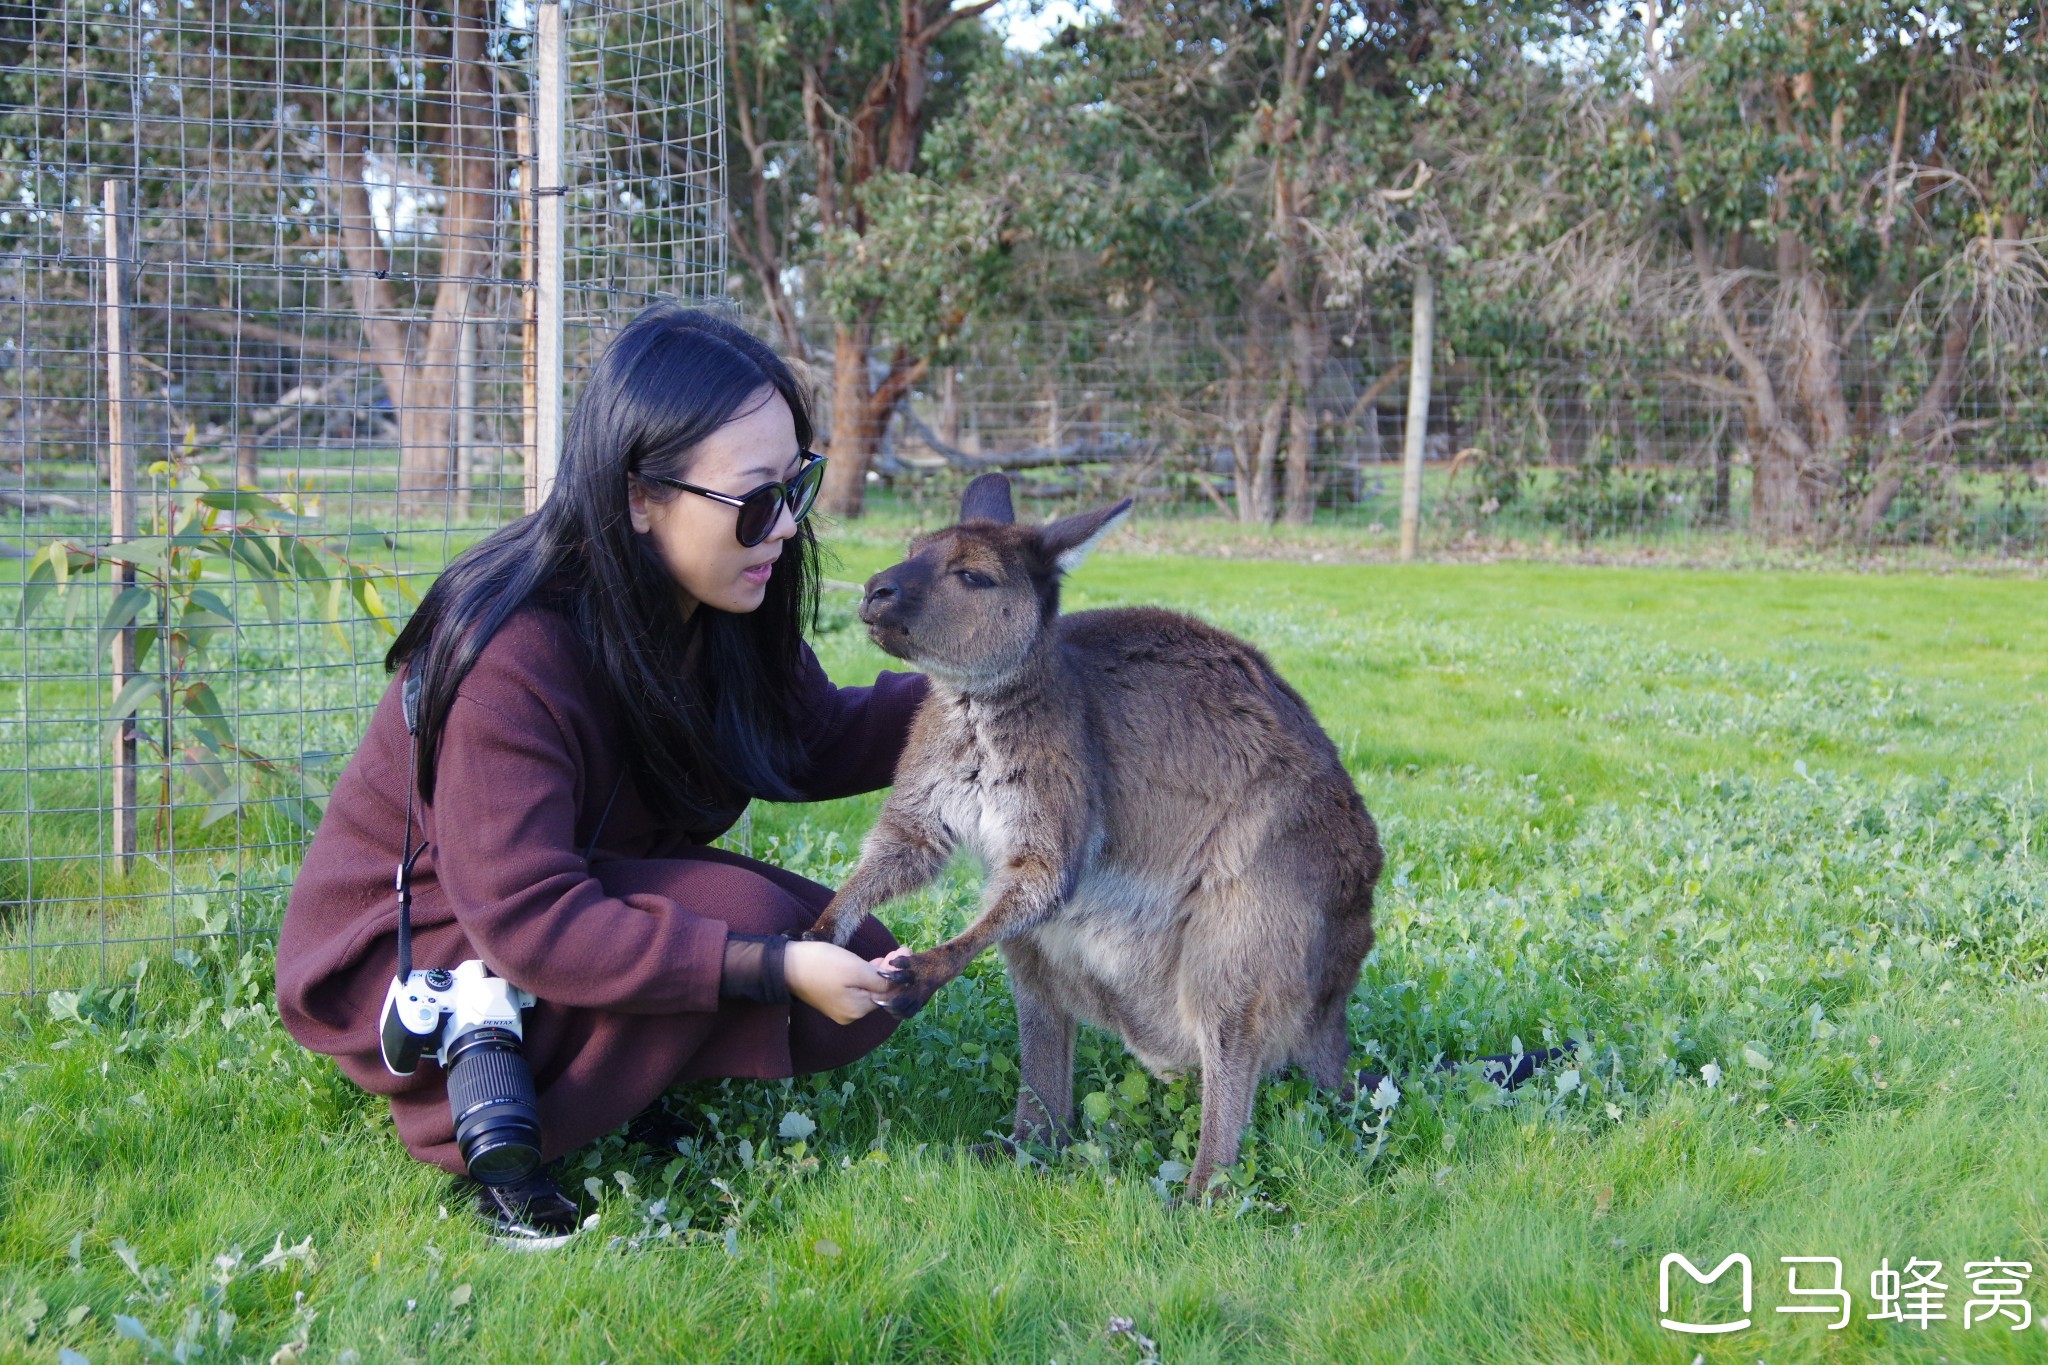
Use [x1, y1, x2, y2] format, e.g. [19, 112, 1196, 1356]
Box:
[916, 678, 1206, 1068]
[921, 688, 1090, 868]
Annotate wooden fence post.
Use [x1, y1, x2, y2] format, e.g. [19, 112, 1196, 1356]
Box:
[528, 0, 566, 514]
[1398, 263, 1434, 562]
[101, 179, 138, 872]
[518, 113, 537, 510]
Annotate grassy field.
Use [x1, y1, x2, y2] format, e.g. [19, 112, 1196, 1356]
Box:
[2, 531, 2045, 1362]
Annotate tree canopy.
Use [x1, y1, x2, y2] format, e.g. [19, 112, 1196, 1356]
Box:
[727, 0, 2045, 535]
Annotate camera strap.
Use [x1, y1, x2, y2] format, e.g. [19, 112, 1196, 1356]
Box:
[393, 664, 624, 982]
[396, 670, 427, 982]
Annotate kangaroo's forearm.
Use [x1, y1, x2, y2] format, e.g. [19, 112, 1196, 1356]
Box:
[813, 808, 955, 944]
[866, 838, 1080, 1016]
[842, 834, 950, 913]
[942, 850, 1071, 958]
[888, 861, 1068, 997]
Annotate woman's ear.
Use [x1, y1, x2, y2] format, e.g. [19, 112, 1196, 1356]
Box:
[626, 477, 654, 535]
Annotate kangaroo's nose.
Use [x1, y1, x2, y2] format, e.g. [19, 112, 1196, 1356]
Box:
[860, 573, 902, 624]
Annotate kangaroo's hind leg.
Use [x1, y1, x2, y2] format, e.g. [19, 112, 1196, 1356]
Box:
[1186, 1006, 1265, 1201]
[1011, 976, 1078, 1147]
[1001, 939, 1078, 1145]
[965, 941, 1076, 1167]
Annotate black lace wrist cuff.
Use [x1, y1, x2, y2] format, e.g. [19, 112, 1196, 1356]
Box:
[719, 932, 790, 1005]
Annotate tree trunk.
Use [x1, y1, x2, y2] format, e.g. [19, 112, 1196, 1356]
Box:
[319, 0, 499, 523]
[396, 0, 499, 520]
[1281, 310, 1325, 524]
[321, 128, 411, 442]
[1681, 209, 1824, 541]
[822, 320, 880, 516]
[820, 319, 928, 517]
[1853, 295, 1977, 537]
[1238, 388, 1284, 524]
[1711, 423, 1732, 522]
[1783, 245, 1854, 461]
[1268, 154, 1324, 525]
[1399, 263, 1435, 559]
[1283, 386, 1315, 523]
[456, 313, 478, 519]
[939, 367, 959, 446]
[724, 8, 807, 359]
[757, 0, 1001, 513]
[1751, 431, 1819, 537]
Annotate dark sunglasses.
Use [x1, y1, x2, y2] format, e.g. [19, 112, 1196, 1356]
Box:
[640, 451, 827, 548]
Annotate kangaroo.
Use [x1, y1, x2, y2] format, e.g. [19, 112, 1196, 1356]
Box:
[805, 473, 1383, 1197]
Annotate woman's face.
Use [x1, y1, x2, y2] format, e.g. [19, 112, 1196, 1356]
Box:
[626, 388, 804, 616]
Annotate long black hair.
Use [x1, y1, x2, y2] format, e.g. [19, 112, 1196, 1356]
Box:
[386, 303, 821, 824]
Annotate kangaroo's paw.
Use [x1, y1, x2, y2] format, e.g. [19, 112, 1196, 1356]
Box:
[873, 948, 952, 1018]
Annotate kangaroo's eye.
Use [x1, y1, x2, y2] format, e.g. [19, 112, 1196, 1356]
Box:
[954, 569, 995, 588]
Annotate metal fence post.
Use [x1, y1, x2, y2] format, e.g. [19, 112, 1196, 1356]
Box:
[529, 0, 566, 515]
[101, 179, 139, 873]
[1398, 263, 1434, 562]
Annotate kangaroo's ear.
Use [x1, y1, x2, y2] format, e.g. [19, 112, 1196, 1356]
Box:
[1042, 497, 1134, 573]
[959, 472, 1015, 526]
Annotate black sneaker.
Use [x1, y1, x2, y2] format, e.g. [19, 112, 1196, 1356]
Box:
[622, 1101, 704, 1151]
[461, 1167, 585, 1250]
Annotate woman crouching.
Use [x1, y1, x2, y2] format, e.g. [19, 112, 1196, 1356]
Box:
[276, 305, 922, 1245]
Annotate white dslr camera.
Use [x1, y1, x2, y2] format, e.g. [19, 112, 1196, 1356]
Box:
[378, 960, 543, 1185]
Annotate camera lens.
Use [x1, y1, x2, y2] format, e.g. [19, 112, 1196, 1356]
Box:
[443, 1025, 543, 1185]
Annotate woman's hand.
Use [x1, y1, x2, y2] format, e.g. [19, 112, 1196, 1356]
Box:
[782, 940, 894, 1025]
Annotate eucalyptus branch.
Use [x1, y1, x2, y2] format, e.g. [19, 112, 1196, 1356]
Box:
[18, 460, 417, 836]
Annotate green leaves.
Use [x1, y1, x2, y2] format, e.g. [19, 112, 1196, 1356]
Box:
[180, 680, 234, 750]
[222, 532, 285, 622]
[15, 475, 413, 840]
[98, 584, 153, 653]
[109, 673, 165, 722]
[180, 589, 236, 652]
[18, 542, 90, 626]
[195, 487, 310, 519]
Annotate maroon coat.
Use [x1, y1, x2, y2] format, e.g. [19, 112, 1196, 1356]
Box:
[276, 603, 927, 1174]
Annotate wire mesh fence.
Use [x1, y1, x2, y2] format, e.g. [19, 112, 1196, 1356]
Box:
[5, 0, 2042, 997]
[794, 305, 2048, 547]
[1, 0, 723, 996]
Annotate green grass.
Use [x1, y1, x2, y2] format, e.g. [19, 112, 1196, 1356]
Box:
[2, 541, 2046, 1362]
